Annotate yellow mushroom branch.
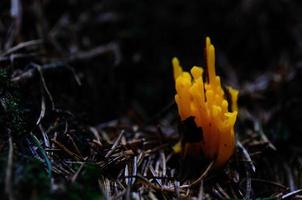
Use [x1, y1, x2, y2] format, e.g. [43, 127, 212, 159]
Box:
[172, 37, 239, 167]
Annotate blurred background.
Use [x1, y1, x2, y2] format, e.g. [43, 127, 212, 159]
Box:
[1, 0, 302, 144]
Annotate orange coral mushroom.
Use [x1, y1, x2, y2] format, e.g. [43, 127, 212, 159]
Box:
[173, 37, 239, 167]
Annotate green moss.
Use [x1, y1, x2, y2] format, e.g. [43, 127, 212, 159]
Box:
[14, 159, 51, 200]
[0, 68, 26, 136]
[64, 164, 104, 200]
[0, 68, 8, 86]
[0, 154, 7, 196]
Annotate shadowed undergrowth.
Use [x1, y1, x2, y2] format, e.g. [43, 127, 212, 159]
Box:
[1, 0, 302, 199]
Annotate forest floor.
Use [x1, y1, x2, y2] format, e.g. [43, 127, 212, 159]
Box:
[1, 0, 302, 199]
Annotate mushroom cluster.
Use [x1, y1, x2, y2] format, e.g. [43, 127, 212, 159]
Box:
[173, 37, 239, 167]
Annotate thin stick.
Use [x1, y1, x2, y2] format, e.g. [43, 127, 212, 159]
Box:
[51, 139, 82, 161]
[71, 159, 86, 183]
[2, 39, 42, 56]
[30, 133, 52, 178]
[35, 63, 55, 110]
[180, 161, 214, 189]
[105, 130, 124, 158]
[5, 130, 14, 200]
[282, 189, 302, 199]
